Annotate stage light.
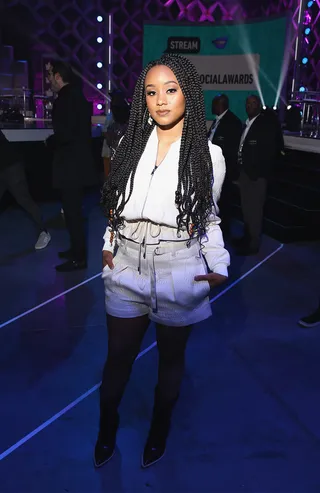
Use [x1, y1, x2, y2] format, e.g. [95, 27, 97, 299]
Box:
[302, 57, 308, 64]
[97, 62, 103, 68]
[97, 103, 103, 110]
[305, 11, 312, 24]
[299, 86, 306, 92]
[305, 27, 311, 35]
[97, 16, 103, 22]
[97, 83, 103, 89]
[287, 105, 292, 110]
[273, 106, 277, 110]
[262, 105, 267, 110]
[307, 0, 313, 7]
[97, 37, 103, 44]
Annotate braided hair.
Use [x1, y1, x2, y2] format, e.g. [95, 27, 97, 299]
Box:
[101, 53, 214, 237]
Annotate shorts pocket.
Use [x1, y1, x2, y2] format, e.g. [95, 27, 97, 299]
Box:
[102, 253, 127, 282]
[170, 251, 210, 308]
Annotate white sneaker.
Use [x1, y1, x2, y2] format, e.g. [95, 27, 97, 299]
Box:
[35, 231, 51, 250]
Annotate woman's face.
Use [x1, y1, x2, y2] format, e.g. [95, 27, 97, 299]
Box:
[145, 65, 186, 128]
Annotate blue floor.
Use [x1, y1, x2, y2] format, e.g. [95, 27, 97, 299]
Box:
[0, 193, 319, 492]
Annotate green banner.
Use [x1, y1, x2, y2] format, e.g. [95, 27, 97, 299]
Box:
[143, 17, 288, 121]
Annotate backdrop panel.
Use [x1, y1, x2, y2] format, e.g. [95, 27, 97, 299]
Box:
[143, 17, 288, 121]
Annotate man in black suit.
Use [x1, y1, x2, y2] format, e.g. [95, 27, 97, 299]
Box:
[47, 61, 97, 272]
[236, 95, 279, 255]
[208, 94, 242, 236]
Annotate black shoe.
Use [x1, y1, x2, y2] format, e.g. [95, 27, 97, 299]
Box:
[55, 259, 87, 272]
[298, 305, 320, 328]
[94, 439, 116, 468]
[141, 388, 176, 469]
[94, 412, 119, 468]
[58, 249, 73, 259]
[142, 433, 167, 468]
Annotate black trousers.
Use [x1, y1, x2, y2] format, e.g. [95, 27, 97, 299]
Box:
[0, 162, 45, 232]
[60, 187, 86, 261]
[238, 170, 267, 250]
[219, 178, 234, 236]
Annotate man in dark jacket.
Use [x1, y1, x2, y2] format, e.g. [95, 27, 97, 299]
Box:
[47, 61, 97, 272]
[0, 129, 51, 249]
[208, 94, 242, 236]
[236, 95, 279, 255]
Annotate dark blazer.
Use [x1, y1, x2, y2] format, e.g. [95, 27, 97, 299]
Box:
[208, 110, 242, 181]
[0, 130, 21, 171]
[48, 84, 97, 189]
[240, 114, 279, 180]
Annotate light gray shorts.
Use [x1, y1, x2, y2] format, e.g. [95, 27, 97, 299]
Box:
[102, 237, 212, 327]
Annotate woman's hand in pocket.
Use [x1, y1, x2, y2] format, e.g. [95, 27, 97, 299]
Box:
[194, 272, 227, 289]
[103, 250, 114, 270]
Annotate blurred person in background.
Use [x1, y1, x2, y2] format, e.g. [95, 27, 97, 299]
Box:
[208, 94, 242, 237]
[46, 60, 97, 272]
[0, 129, 51, 249]
[235, 95, 280, 255]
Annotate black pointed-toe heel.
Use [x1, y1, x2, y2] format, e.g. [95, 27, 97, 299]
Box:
[94, 411, 119, 468]
[141, 388, 177, 469]
[141, 432, 167, 468]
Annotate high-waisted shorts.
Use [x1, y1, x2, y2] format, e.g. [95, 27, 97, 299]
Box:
[102, 234, 212, 327]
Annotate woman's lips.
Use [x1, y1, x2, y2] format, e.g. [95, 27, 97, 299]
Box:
[156, 110, 170, 116]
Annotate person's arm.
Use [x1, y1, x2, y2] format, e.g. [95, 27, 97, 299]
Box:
[209, 142, 226, 204]
[199, 143, 230, 277]
[200, 218, 230, 277]
[102, 225, 116, 269]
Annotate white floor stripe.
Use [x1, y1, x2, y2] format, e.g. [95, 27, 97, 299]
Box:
[0, 243, 283, 462]
[0, 341, 157, 462]
[0, 273, 102, 329]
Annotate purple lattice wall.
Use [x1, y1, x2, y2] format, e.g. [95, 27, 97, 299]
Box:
[300, 0, 320, 91]
[1, 0, 318, 100]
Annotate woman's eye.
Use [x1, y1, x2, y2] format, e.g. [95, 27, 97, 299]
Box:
[167, 88, 177, 94]
[146, 91, 156, 96]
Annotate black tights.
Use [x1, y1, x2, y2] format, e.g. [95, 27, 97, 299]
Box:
[99, 314, 192, 412]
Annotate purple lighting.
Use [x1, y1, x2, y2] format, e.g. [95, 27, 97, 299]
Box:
[2, 0, 320, 96]
[162, 0, 231, 22]
[304, 11, 312, 23]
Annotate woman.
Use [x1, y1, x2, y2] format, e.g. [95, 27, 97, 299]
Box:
[95, 54, 230, 469]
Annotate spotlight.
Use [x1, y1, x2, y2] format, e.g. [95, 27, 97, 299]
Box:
[97, 16, 103, 22]
[307, 0, 313, 7]
[97, 83, 103, 89]
[287, 105, 292, 110]
[97, 37, 103, 43]
[302, 57, 308, 64]
[305, 27, 311, 35]
[97, 61, 103, 68]
[299, 86, 306, 92]
[273, 106, 277, 110]
[97, 103, 103, 110]
[262, 105, 267, 110]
